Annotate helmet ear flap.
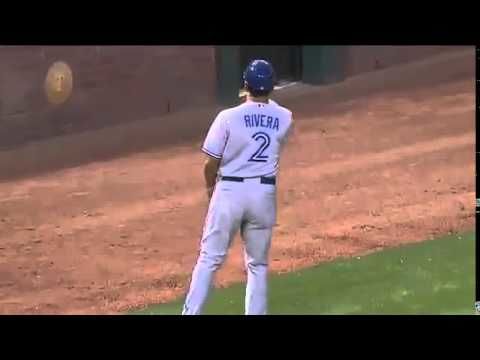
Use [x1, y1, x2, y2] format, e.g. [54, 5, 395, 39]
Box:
[242, 69, 249, 90]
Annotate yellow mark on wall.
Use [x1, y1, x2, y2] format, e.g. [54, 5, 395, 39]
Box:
[44, 61, 73, 105]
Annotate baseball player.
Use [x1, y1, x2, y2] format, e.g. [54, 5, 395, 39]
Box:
[182, 59, 294, 315]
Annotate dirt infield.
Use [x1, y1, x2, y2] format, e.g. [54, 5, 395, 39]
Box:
[0, 51, 475, 314]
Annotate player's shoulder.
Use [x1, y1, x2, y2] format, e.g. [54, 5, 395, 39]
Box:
[218, 103, 246, 117]
[213, 107, 237, 123]
[269, 99, 293, 119]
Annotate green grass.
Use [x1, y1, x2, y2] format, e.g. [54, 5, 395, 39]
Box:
[132, 231, 475, 315]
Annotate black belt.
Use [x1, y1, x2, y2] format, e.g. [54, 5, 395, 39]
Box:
[221, 176, 276, 185]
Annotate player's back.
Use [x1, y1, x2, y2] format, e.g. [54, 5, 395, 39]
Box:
[218, 99, 292, 178]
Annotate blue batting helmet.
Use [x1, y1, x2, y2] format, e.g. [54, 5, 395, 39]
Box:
[243, 59, 275, 93]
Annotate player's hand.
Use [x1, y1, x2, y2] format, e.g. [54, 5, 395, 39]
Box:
[206, 186, 215, 200]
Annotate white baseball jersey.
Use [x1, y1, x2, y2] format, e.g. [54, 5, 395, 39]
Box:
[201, 99, 293, 177]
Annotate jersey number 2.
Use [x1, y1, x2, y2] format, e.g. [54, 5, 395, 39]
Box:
[248, 132, 271, 163]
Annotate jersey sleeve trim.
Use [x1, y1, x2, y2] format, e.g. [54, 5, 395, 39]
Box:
[201, 147, 222, 159]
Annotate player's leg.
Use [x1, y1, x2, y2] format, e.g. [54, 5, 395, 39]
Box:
[241, 182, 276, 315]
[241, 224, 273, 315]
[182, 183, 242, 315]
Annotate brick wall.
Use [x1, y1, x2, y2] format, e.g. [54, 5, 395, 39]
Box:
[0, 46, 217, 149]
[344, 46, 470, 77]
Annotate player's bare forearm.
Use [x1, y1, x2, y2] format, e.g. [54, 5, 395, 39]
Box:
[204, 155, 221, 199]
[289, 121, 299, 144]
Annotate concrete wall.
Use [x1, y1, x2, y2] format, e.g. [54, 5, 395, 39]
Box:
[0, 46, 216, 149]
[344, 46, 470, 77]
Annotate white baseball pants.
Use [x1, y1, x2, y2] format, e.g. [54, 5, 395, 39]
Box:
[182, 177, 277, 315]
